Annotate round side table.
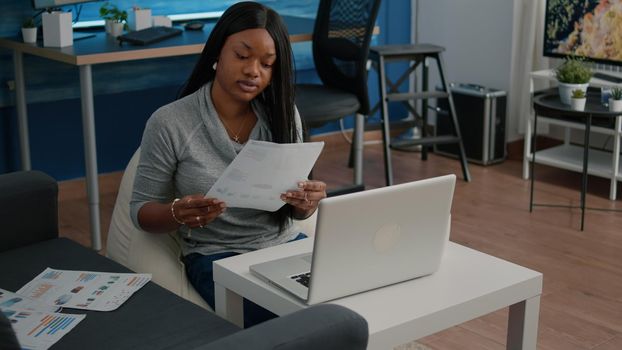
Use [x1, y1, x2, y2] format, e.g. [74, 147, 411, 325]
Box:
[531, 92, 621, 230]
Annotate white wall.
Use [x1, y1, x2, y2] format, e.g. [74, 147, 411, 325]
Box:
[415, 0, 519, 140]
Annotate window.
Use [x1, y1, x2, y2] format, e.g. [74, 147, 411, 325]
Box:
[72, 1, 317, 27]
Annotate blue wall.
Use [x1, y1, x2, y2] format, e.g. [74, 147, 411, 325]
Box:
[0, 0, 411, 180]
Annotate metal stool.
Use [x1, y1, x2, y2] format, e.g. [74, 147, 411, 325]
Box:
[369, 43, 471, 185]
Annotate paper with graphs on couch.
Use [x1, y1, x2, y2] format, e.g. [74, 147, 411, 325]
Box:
[0, 288, 59, 313]
[2, 308, 85, 350]
[17, 268, 151, 312]
[1, 287, 81, 349]
[206, 140, 324, 211]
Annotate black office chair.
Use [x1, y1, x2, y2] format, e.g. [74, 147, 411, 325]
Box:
[296, 0, 381, 195]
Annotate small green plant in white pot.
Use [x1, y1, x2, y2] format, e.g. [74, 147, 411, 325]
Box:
[99, 2, 114, 34]
[21, 17, 37, 44]
[110, 7, 128, 37]
[555, 56, 593, 105]
[610, 87, 622, 112]
[570, 89, 587, 111]
[100, 3, 127, 37]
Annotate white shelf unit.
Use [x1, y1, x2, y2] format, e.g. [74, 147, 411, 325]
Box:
[529, 144, 622, 180]
[523, 69, 622, 200]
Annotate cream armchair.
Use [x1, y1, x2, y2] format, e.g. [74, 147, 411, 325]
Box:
[106, 149, 317, 310]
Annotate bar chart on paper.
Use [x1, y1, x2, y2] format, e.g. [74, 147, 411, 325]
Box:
[6, 309, 85, 350]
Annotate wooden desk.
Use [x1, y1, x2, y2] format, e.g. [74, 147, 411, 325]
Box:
[0, 16, 370, 250]
[213, 239, 543, 350]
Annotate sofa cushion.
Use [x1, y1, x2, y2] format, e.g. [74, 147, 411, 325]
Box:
[196, 304, 368, 350]
[0, 238, 239, 350]
[0, 171, 58, 253]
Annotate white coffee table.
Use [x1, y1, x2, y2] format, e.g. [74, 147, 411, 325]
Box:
[213, 240, 542, 349]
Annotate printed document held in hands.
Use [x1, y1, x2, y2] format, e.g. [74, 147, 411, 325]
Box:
[206, 140, 324, 211]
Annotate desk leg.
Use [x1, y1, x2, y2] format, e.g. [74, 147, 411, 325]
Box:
[610, 116, 621, 200]
[507, 296, 540, 350]
[79, 65, 102, 251]
[13, 51, 31, 170]
[214, 283, 244, 328]
[354, 113, 364, 186]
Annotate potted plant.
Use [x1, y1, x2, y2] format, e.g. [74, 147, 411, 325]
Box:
[100, 3, 127, 37]
[21, 17, 37, 44]
[99, 2, 114, 34]
[610, 87, 622, 112]
[110, 8, 128, 37]
[570, 89, 587, 111]
[555, 56, 593, 105]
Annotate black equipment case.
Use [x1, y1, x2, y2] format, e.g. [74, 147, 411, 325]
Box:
[435, 83, 507, 165]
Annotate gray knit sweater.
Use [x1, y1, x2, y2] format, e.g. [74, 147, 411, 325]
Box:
[130, 82, 302, 256]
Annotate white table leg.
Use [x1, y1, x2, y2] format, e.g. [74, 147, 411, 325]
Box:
[79, 65, 102, 251]
[610, 116, 621, 200]
[523, 76, 535, 180]
[506, 296, 540, 350]
[354, 113, 364, 185]
[13, 51, 31, 171]
[214, 283, 244, 328]
[523, 117, 532, 180]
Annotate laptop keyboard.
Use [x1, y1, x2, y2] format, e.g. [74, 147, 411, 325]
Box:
[118, 26, 182, 45]
[290, 272, 311, 287]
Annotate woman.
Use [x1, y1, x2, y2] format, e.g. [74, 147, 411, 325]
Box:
[130, 2, 326, 326]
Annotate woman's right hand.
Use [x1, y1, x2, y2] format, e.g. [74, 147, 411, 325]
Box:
[172, 195, 226, 228]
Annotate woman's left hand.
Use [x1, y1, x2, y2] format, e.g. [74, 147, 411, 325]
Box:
[281, 180, 327, 217]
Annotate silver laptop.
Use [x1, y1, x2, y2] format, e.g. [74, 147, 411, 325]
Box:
[250, 174, 456, 304]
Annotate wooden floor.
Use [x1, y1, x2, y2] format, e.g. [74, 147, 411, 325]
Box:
[58, 137, 622, 350]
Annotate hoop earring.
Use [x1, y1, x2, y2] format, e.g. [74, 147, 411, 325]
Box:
[212, 62, 217, 70]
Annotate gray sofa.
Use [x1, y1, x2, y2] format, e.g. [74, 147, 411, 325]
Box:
[0, 171, 368, 350]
